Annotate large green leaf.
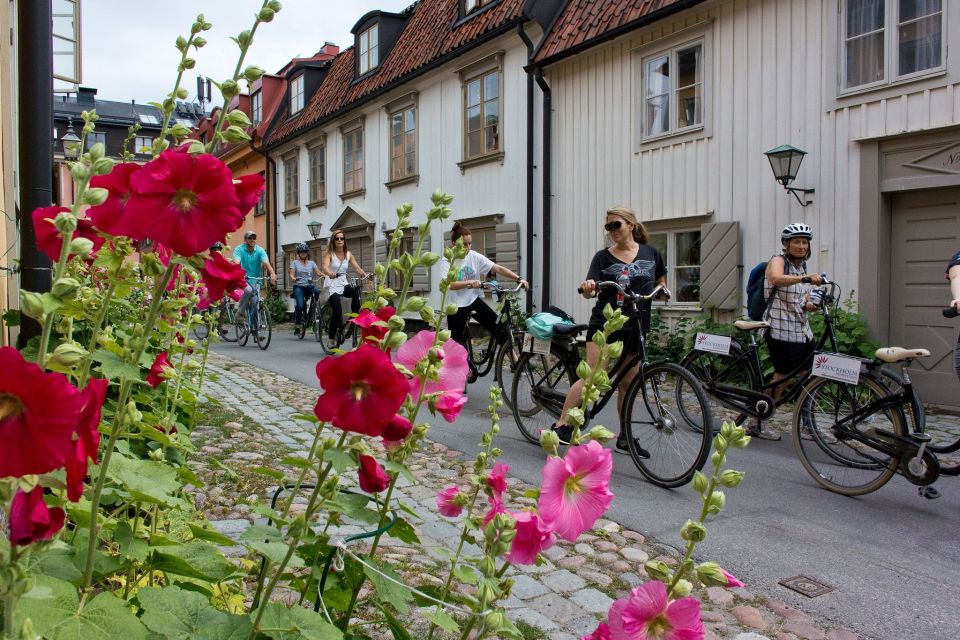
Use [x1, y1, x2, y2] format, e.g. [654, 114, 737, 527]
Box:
[244, 541, 304, 568]
[107, 455, 182, 507]
[152, 541, 238, 582]
[256, 603, 343, 640]
[385, 517, 420, 545]
[114, 521, 151, 562]
[382, 606, 412, 640]
[362, 558, 412, 615]
[322, 449, 353, 472]
[188, 523, 238, 547]
[15, 575, 147, 640]
[92, 348, 142, 382]
[33, 541, 83, 583]
[421, 608, 460, 634]
[138, 586, 252, 640]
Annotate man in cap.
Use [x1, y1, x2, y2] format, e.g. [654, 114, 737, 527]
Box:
[232, 231, 277, 332]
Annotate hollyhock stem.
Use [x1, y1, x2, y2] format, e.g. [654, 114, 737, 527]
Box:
[668, 451, 723, 598]
[75, 281, 117, 387]
[81, 262, 176, 591]
[3, 544, 19, 639]
[156, 31, 201, 149]
[277, 422, 325, 522]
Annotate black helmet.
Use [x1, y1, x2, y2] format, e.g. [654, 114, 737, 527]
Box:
[210, 242, 224, 251]
[296, 242, 309, 253]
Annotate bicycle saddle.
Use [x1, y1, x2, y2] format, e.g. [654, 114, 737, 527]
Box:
[552, 323, 588, 337]
[733, 319, 770, 331]
[874, 347, 931, 363]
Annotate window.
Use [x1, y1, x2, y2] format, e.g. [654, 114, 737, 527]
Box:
[358, 24, 379, 75]
[648, 229, 701, 304]
[464, 0, 496, 14]
[290, 74, 304, 114]
[255, 175, 267, 217]
[283, 154, 299, 212]
[389, 105, 417, 181]
[342, 126, 364, 194]
[134, 136, 153, 155]
[463, 69, 500, 160]
[86, 131, 106, 150]
[843, 0, 944, 91]
[308, 143, 326, 204]
[138, 113, 160, 125]
[251, 91, 262, 125]
[641, 40, 704, 140]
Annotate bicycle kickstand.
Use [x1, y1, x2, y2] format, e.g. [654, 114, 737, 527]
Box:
[918, 485, 941, 500]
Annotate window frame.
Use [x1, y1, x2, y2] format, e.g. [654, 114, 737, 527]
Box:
[464, 0, 497, 16]
[308, 139, 327, 207]
[340, 119, 366, 199]
[86, 131, 106, 151]
[457, 52, 505, 170]
[386, 96, 418, 187]
[251, 90, 263, 125]
[289, 74, 305, 115]
[133, 135, 153, 155]
[254, 173, 267, 217]
[358, 24, 379, 76]
[638, 36, 707, 144]
[282, 152, 299, 214]
[647, 227, 702, 307]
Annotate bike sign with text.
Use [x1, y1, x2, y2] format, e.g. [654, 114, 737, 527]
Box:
[811, 353, 861, 385]
[693, 333, 732, 355]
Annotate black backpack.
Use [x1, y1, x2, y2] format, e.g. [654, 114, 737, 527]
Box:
[745, 257, 782, 321]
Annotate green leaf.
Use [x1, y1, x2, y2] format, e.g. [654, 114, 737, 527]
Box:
[452, 564, 478, 585]
[362, 558, 412, 615]
[107, 454, 182, 507]
[152, 541, 238, 582]
[322, 448, 353, 472]
[290, 413, 319, 424]
[384, 460, 416, 485]
[385, 517, 420, 545]
[251, 466, 286, 481]
[280, 456, 312, 470]
[256, 603, 343, 640]
[382, 606, 412, 640]
[188, 523, 238, 547]
[16, 575, 147, 640]
[239, 524, 282, 544]
[421, 608, 460, 634]
[114, 521, 151, 561]
[34, 541, 83, 583]
[138, 586, 252, 640]
[92, 348, 142, 381]
[245, 541, 304, 567]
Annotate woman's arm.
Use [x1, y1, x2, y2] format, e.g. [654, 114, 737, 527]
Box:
[766, 256, 823, 287]
[313, 262, 324, 278]
[321, 253, 335, 278]
[491, 263, 527, 287]
[949, 264, 960, 311]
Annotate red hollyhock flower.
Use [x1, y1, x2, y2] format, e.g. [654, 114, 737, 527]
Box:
[31, 206, 106, 262]
[351, 306, 396, 344]
[146, 351, 173, 388]
[314, 345, 408, 437]
[87, 162, 142, 238]
[65, 379, 108, 502]
[381, 414, 413, 444]
[358, 455, 390, 493]
[0, 347, 83, 478]
[200, 252, 248, 303]
[8, 487, 65, 546]
[125, 151, 244, 256]
[234, 173, 266, 213]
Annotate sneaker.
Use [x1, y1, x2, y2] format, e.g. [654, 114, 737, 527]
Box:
[551, 424, 574, 445]
[745, 424, 781, 441]
[616, 432, 630, 453]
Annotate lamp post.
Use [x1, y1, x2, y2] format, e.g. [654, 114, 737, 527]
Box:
[764, 144, 815, 207]
[306, 220, 323, 240]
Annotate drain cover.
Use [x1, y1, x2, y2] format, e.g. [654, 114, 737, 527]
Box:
[778, 575, 834, 598]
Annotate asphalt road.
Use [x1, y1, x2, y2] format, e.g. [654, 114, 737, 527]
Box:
[213, 332, 960, 640]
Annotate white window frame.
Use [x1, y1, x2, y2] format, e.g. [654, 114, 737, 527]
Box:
[639, 37, 707, 143]
[648, 228, 702, 306]
[308, 141, 326, 205]
[251, 90, 263, 125]
[283, 153, 299, 212]
[290, 74, 304, 115]
[133, 136, 153, 155]
[840, 0, 946, 93]
[358, 24, 379, 75]
[464, 0, 496, 15]
[342, 124, 365, 196]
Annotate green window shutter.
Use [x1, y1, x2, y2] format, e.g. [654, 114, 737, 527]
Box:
[495, 222, 520, 276]
[699, 221, 740, 311]
[412, 231, 431, 294]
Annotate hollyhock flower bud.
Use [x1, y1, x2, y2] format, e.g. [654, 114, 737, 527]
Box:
[236, 31, 252, 48]
[680, 519, 707, 542]
[52, 277, 81, 299]
[225, 110, 252, 128]
[444, 303, 458, 316]
[92, 157, 114, 175]
[606, 340, 623, 360]
[71, 163, 90, 183]
[49, 342, 87, 367]
[673, 578, 693, 596]
[645, 559, 672, 582]
[358, 455, 390, 493]
[540, 428, 559, 454]
[267, 0, 282, 11]
[707, 490, 726, 514]
[484, 611, 504, 631]
[243, 65, 265, 82]
[381, 414, 412, 444]
[19, 290, 44, 320]
[404, 296, 426, 312]
[176, 35, 188, 51]
[170, 123, 192, 138]
[420, 252, 440, 267]
[719, 470, 745, 488]
[437, 329, 451, 342]
[81, 187, 109, 206]
[223, 125, 251, 144]
[8, 487, 65, 546]
[193, 36, 207, 48]
[386, 313, 404, 330]
[419, 306, 435, 323]
[180, 57, 196, 70]
[436, 486, 463, 517]
[53, 211, 77, 234]
[692, 471, 708, 494]
[88, 142, 104, 161]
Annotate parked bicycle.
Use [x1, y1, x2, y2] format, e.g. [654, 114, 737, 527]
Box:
[235, 277, 272, 350]
[791, 307, 960, 498]
[510, 281, 713, 488]
[317, 274, 374, 354]
[464, 280, 529, 410]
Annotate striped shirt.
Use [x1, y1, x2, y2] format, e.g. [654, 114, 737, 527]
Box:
[764, 253, 813, 343]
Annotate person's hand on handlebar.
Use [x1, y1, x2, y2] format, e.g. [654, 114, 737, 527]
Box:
[807, 273, 825, 286]
[579, 279, 597, 299]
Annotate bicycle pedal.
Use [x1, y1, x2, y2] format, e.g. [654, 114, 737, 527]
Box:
[918, 486, 940, 500]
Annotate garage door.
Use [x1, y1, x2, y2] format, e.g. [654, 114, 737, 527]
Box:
[889, 188, 960, 408]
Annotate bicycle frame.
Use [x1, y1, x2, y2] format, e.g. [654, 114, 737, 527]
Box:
[472, 289, 523, 368]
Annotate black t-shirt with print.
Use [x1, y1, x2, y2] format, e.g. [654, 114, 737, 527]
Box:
[947, 249, 960, 275]
[586, 243, 667, 331]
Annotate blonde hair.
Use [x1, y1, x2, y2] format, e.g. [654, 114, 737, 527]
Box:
[326, 229, 349, 257]
[606, 206, 649, 244]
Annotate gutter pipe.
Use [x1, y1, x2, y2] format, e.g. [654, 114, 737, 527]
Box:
[516, 23, 535, 314]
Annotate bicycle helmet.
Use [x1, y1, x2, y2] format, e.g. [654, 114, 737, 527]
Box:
[781, 222, 813, 242]
[210, 242, 224, 251]
[295, 242, 309, 253]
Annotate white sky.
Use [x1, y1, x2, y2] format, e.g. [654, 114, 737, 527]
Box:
[81, 0, 413, 105]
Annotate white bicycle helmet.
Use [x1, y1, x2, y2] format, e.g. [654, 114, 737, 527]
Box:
[295, 242, 309, 253]
[781, 222, 813, 241]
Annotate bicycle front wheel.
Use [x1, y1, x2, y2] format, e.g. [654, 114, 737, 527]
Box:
[510, 345, 577, 445]
[256, 305, 272, 350]
[318, 304, 336, 354]
[218, 305, 238, 342]
[792, 374, 905, 496]
[622, 362, 712, 488]
[467, 322, 495, 378]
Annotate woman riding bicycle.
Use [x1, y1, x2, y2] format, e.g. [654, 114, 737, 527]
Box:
[439, 220, 527, 373]
[321, 230, 366, 339]
[551, 206, 666, 447]
[289, 242, 323, 336]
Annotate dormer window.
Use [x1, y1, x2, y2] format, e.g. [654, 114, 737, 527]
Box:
[464, 0, 496, 15]
[290, 74, 304, 114]
[358, 24, 379, 75]
[251, 90, 262, 125]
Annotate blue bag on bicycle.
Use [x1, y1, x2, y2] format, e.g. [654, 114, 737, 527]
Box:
[525, 312, 574, 340]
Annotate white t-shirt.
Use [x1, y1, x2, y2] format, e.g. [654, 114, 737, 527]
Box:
[441, 250, 495, 308]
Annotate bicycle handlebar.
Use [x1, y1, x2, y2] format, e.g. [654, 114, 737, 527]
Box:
[481, 280, 528, 293]
[944, 307, 959, 319]
[577, 281, 671, 302]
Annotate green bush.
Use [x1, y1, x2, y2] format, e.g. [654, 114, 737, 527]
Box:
[262, 284, 290, 325]
[809, 292, 879, 358]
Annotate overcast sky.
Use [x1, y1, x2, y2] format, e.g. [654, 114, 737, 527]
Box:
[81, 0, 413, 105]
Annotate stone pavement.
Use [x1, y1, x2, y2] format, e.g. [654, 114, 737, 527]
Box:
[193, 351, 867, 640]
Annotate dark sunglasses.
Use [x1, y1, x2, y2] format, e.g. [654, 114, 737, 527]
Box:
[333, 236, 345, 241]
[604, 220, 624, 232]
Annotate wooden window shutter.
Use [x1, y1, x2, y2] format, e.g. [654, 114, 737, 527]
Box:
[275, 250, 288, 290]
[375, 239, 388, 265]
[495, 222, 520, 276]
[698, 221, 739, 311]
[411, 230, 431, 294]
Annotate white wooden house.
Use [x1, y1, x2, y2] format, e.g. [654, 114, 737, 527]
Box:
[532, 0, 960, 408]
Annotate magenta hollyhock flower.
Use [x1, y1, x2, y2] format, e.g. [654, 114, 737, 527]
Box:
[486, 463, 510, 497]
[358, 455, 390, 493]
[394, 331, 468, 397]
[582, 622, 612, 640]
[87, 162, 141, 238]
[381, 413, 413, 446]
[436, 486, 463, 517]
[538, 440, 614, 542]
[64, 378, 108, 502]
[8, 487, 66, 546]
[351, 306, 396, 345]
[146, 352, 173, 388]
[721, 569, 745, 589]
[200, 251, 248, 303]
[314, 345, 409, 437]
[505, 511, 555, 565]
[434, 390, 468, 423]
[0, 347, 83, 478]
[483, 493, 506, 526]
[32, 206, 106, 261]
[234, 173, 266, 213]
[124, 151, 244, 256]
[607, 580, 704, 640]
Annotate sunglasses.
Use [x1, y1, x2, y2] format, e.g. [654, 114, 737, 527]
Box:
[604, 220, 624, 232]
[333, 236, 345, 241]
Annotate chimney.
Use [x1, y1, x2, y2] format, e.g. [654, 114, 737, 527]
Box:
[77, 86, 97, 106]
[319, 42, 340, 57]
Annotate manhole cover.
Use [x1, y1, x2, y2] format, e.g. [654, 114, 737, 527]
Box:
[778, 575, 834, 598]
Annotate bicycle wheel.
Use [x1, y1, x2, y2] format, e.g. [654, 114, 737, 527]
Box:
[493, 333, 523, 411]
[236, 311, 249, 346]
[192, 312, 210, 341]
[621, 362, 712, 488]
[218, 305, 238, 342]
[468, 322, 495, 378]
[680, 343, 758, 428]
[318, 304, 336, 354]
[256, 305, 272, 350]
[510, 345, 577, 445]
[792, 374, 905, 496]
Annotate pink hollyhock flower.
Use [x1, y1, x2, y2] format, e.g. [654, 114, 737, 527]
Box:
[146, 352, 173, 388]
[87, 162, 141, 238]
[124, 151, 244, 256]
[538, 440, 614, 542]
[395, 331, 468, 397]
[607, 580, 704, 640]
[351, 306, 396, 344]
[8, 487, 66, 546]
[314, 345, 409, 437]
[434, 390, 468, 423]
[722, 569, 745, 589]
[234, 173, 266, 213]
[0, 347, 83, 478]
[358, 455, 390, 493]
[483, 493, 506, 526]
[505, 511, 555, 565]
[64, 378, 108, 502]
[486, 463, 510, 497]
[436, 486, 463, 517]
[381, 414, 413, 446]
[32, 206, 106, 261]
[200, 251, 248, 303]
[582, 622, 611, 640]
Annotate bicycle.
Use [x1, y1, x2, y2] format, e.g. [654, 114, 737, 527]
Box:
[463, 280, 529, 410]
[317, 274, 374, 354]
[510, 281, 714, 488]
[235, 277, 272, 351]
[294, 286, 322, 340]
[791, 307, 960, 497]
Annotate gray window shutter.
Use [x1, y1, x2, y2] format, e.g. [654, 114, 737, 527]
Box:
[699, 221, 739, 311]
[412, 231, 431, 294]
[275, 250, 287, 290]
[375, 239, 388, 265]
[495, 222, 520, 276]
[359, 238, 375, 276]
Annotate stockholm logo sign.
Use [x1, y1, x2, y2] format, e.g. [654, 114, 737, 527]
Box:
[693, 332, 731, 355]
[812, 353, 861, 385]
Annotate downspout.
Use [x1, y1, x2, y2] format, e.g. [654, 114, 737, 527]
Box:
[517, 23, 535, 314]
[534, 66, 551, 311]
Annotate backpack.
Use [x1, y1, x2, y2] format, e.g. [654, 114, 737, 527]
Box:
[746, 256, 783, 321]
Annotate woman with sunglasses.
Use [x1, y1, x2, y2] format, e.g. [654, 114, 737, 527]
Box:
[551, 206, 667, 447]
[321, 230, 367, 338]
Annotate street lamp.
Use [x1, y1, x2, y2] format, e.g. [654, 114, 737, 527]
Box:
[60, 123, 81, 160]
[306, 220, 323, 239]
[764, 144, 815, 207]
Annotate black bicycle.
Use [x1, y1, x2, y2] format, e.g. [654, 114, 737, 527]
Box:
[510, 281, 713, 488]
[317, 274, 374, 354]
[464, 281, 529, 410]
[294, 287, 321, 340]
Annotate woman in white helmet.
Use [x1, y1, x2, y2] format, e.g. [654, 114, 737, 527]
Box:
[763, 223, 824, 405]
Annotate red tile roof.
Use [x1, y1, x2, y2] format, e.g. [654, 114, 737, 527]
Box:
[267, 0, 526, 146]
[534, 0, 708, 65]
